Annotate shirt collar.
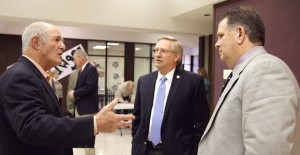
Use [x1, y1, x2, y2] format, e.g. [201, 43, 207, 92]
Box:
[233, 46, 262, 74]
[22, 55, 48, 78]
[157, 68, 175, 82]
[81, 62, 88, 72]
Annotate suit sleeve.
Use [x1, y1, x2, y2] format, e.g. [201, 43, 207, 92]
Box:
[131, 80, 141, 138]
[193, 76, 209, 154]
[3, 71, 95, 148]
[115, 83, 125, 102]
[132, 78, 142, 138]
[242, 58, 299, 155]
[131, 87, 136, 103]
[74, 66, 98, 99]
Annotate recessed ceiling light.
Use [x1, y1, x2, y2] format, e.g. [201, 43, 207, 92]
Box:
[107, 42, 119, 46]
[93, 45, 106, 49]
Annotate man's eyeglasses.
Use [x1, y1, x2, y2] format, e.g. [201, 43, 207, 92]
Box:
[152, 48, 173, 55]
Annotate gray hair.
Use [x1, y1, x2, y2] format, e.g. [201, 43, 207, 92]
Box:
[22, 21, 53, 52]
[157, 36, 183, 65]
[126, 81, 135, 87]
[73, 49, 88, 60]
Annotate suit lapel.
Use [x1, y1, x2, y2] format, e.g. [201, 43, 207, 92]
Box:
[41, 79, 62, 114]
[162, 68, 182, 124]
[201, 47, 267, 141]
[201, 73, 240, 139]
[19, 56, 62, 115]
[76, 63, 90, 85]
[80, 62, 91, 75]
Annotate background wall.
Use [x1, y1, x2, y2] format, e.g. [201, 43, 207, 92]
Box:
[212, 0, 300, 109]
[0, 34, 21, 72]
[0, 35, 88, 113]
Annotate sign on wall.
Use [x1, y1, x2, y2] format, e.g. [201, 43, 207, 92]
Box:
[54, 44, 85, 80]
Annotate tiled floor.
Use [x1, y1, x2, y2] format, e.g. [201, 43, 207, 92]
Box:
[73, 127, 132, 155]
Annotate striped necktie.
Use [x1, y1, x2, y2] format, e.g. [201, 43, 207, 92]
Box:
[221, 72, 233, 93]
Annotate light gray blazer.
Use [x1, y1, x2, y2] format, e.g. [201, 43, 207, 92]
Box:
[198, 46, 300, 155]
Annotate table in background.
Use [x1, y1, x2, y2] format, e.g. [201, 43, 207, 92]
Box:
[113, 103, 134, 136]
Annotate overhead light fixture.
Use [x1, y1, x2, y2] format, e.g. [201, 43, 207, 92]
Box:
[107, 42, 119, 46]
[93, 45, 106, 49]
[135, 48, 141, 51]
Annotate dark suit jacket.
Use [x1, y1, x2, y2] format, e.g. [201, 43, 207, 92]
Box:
[74, 62, 99, 115]
[0, 56, 95, 155]
[132, 68, 209, 155]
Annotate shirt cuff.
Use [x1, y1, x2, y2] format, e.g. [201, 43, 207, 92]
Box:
[93, 116, 98, 135]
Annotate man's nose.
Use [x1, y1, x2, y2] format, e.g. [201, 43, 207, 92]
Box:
[215, 41, 220, 48]
[61, 42, 66, 51]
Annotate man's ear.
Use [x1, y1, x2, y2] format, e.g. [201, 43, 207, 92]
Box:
[31, 36, 40, 49]
[174, 53, 180, 64]
[236, 26, 246, 44]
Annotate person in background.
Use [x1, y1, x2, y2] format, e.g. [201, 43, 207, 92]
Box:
[198, 6, 300, 155]
[197, 67, 210, 106]
[66, 69, 78, 117]
[132, 36, 209, 155]
[50, 69, 63, 105]
[0, 21, 134, 155]
[92, 60, 101, 74]
[68, 49, 99, 155]
[115, 81, 136, 116]
[115, 81, 136, 103]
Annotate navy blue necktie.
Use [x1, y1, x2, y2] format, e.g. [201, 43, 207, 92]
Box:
[150, 76, 167, 146]
[221, 72, 233, 93]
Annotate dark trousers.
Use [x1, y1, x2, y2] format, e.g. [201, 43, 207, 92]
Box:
[145, 141, 164, 155]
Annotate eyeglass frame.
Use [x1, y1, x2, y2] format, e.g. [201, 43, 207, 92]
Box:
[152, 48, 174, 55]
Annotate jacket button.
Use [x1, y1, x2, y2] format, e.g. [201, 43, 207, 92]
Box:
[144, 141, 147, 145]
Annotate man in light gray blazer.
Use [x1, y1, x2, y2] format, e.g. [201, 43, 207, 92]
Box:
[198, 6, 300, 155]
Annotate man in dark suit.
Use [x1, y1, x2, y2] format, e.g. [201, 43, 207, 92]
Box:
[132, 36, 209, 155]
[68, 49, 99, 155]
[0, 21, 134, 155]
[68, 50, 99, 116]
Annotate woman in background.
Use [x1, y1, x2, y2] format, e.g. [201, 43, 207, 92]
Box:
[198, 67, 211, 106]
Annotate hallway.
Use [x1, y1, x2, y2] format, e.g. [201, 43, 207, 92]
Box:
[73, 127, 132, 155]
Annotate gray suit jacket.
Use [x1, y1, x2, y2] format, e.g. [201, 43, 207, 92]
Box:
[198, 46, 300, 155]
